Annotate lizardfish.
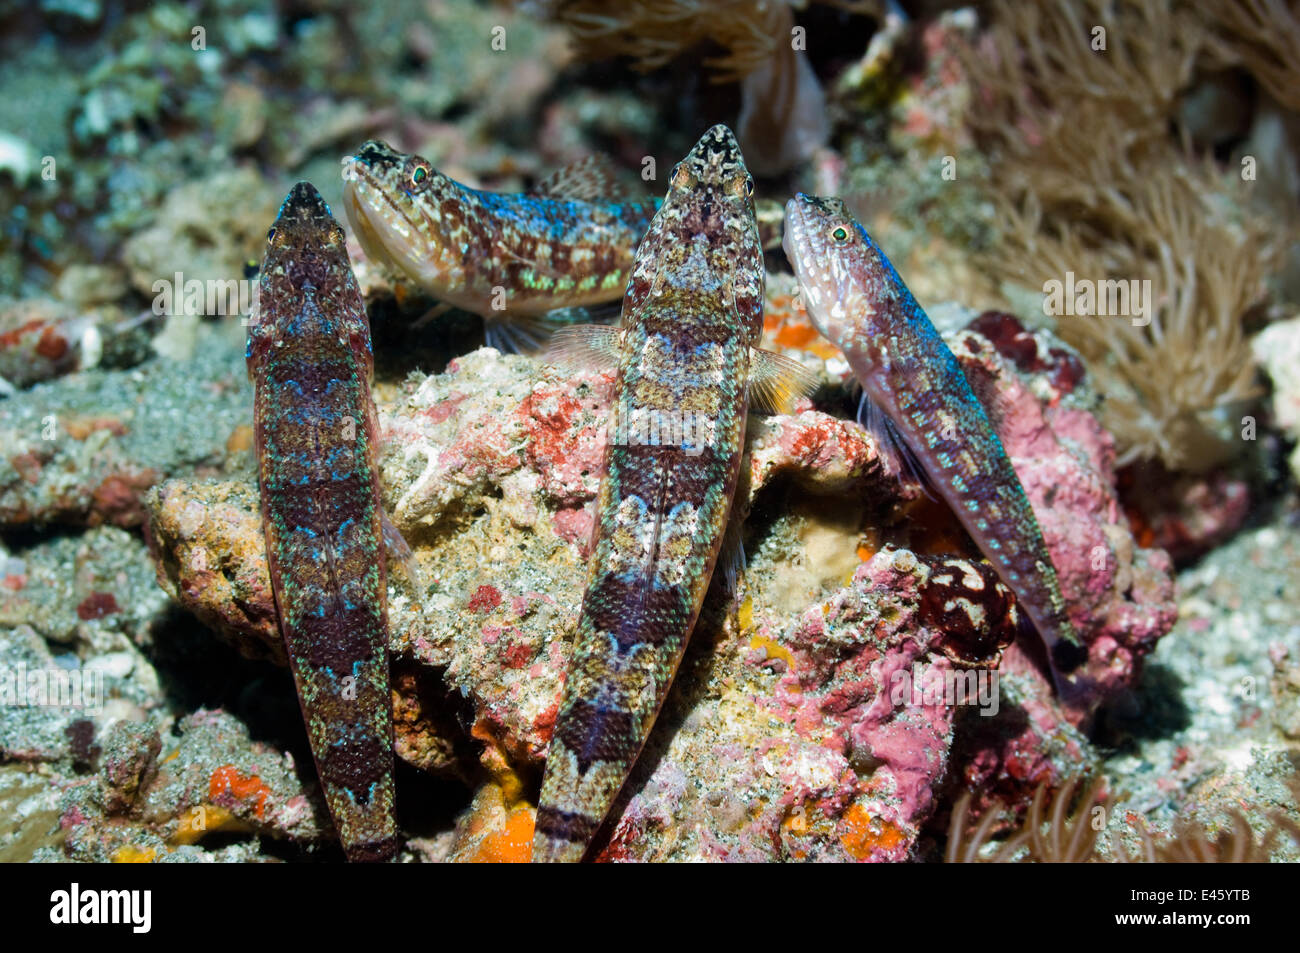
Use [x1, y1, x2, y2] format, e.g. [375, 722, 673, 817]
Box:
[782, 192, 1087, 696]
[248, 182, 399, 861]
[341, 140, 659, 351]
[532, 126, 815, 862]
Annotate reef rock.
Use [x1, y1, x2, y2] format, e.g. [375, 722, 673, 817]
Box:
[0, 325, 250, 528]
[58, 709, 328, 863]
[934, 314, 1177, 821]
[144, 312, 1178, 859]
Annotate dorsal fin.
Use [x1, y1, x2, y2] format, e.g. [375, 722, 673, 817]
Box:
[533, 155, 629, 202]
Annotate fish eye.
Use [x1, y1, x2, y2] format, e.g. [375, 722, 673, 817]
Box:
[671, 162, 698, 189]
[410, 163, 431, 187]
[831, 226, 848, 242]
[743, 177, 754, 197]
[266, 226, 277, 244]
[329, 224, 346, 244]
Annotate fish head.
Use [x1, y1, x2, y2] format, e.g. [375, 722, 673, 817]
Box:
[667, 124, 755, 211]
[341, 140, 467, 289]
[267, 181, 346, 250]
[628, 124, 764, 334]
[253, 181, 366, 354]
[261, 181, 353, 291]
[782, 192, 886, 356]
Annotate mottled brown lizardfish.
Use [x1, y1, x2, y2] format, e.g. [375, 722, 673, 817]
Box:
[532, 125, 816, 862]
[340, 140, 659, 351]
[247, 181, 399, 861]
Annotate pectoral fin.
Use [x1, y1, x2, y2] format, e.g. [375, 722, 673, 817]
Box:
[718, 515, 748, 605]
[748, 347, 820, 414]
[381, 512, 425, 607]
[546, 323, 624, 371]
[857, 391, 937, 501]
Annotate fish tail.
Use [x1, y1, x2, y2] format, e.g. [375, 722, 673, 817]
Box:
[532, 802, 608, 863]
[532, 587, 684, 862]
[285, 612, 398, 862]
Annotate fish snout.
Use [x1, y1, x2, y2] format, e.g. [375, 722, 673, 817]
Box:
[350, 139, 403, 168]
[273, 181, 340, 238]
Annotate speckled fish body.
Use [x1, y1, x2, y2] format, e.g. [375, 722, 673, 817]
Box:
[782, 193, 1087, 694]
[533, 126, 766, 862]
[340, 140, 658, 338]
[247, 182, 397, 862]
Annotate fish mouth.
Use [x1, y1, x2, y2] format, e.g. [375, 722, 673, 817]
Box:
[782, 193, 835, 336]
[781, 194, 814, 263]
[781, 193, 827, 265]
[341, 151, 419, 235]
[340, 152, 441, 285]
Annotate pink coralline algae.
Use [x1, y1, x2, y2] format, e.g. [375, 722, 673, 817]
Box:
[932, 315, 1177, 822]
[949, 318, 1177, 719]
[517, 371, 614, 509]
[1118, 462, 1252, 565]
[588, 549, 1017, 862]
[745, 409, 885, 499]
[379, 352, 612, 534]
[467, 585, 504, 612]
[966, 311, 1086, 400]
